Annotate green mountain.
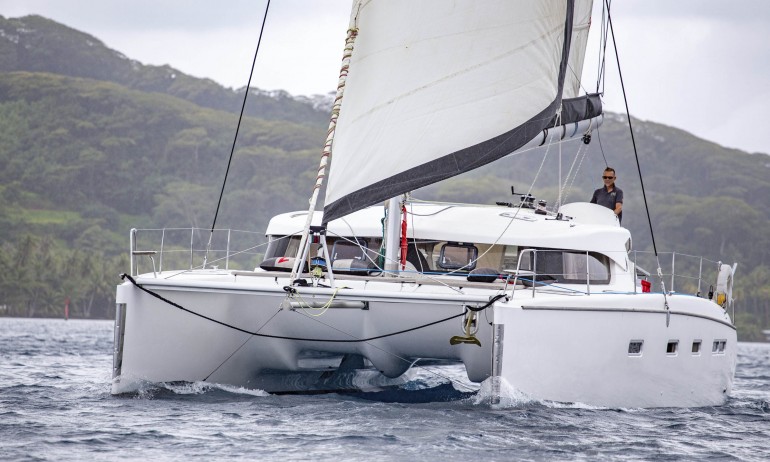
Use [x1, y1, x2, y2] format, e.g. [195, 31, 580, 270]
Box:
[0, 15, 768, 340]
[0, 14, 328, 125]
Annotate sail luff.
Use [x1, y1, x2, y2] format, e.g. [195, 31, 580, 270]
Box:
[289, 25, 359, 279]
[323, 0, 585, 224]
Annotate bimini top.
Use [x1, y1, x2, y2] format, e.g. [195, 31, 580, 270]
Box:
[266, 201, 631, 268]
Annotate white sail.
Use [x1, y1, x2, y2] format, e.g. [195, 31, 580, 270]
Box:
[323, 0, 594, 223]
[564, 0, 593, 99]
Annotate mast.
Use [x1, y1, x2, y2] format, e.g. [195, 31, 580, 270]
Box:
[383, 197, 401, 275]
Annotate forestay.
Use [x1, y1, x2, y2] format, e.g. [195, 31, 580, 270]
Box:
[323, 0, 597, 223]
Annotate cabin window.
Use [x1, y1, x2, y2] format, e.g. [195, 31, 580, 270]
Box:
[438, 243, 478, 271]
[264, 235, 300, 260]
[666, 340, 679, 355]
[330, 238, 372, 264]
[712, 340, 726, 354]
[692, 340, 702, 355]
[518, 248, 610, 284]
[628, 340, 643, 356]
[501, 245, 519, 271]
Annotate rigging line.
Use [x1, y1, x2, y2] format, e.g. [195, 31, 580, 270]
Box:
[605, 0, 669, 320]
[407, 202, 425, 273]
[162, 231, 300, 280]
[561, 136, 585, 197]
[121, 273, 470, 342]
[194, 237, 277, 269]
[203, 305, 295, 382]
[400, 206, 501, 297]
[401, 118, 563, 281]
[405, 205, 456, 217]
[444, 118, 562, 280]
[557, 121, 563, 209]
[327, 223, 468, 294]
[563, 140, 589, 204]
[567, 63, 590, 96]
[204, 0, 272, 263]
[605, 1, 658, 257]
[596, 124, 609, 167]
[337, 217, 385, 273]
[502, 135, 584, 160]
[559, 140, 586, 204]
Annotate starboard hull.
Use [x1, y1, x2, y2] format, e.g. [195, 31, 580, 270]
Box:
[494, 295, 737, 408]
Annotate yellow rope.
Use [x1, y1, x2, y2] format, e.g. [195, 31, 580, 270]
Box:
[291, 287, 342, 317]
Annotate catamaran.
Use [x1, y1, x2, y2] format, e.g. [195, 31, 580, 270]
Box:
[112, 0, 737, 408]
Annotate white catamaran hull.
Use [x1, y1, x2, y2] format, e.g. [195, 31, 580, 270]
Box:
[495, 295, 737, 408]
[113, 272, 736, 408]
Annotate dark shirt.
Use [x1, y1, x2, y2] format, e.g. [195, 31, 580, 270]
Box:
[590, 185, 623, 223]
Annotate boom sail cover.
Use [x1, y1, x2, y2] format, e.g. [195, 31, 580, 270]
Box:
[323, 0, 596, 223]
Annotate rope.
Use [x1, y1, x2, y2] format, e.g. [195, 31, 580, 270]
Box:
[559, 139, 588, 204]
[204, 0, 272, 265]
[120, 273, 489, 343]
[289, 287, 342, 316]
[605, 0, 670, 320]
[466, 294, 507, 312]
[605, 2, 658, 258]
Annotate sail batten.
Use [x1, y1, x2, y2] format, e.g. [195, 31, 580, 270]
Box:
[323, 0, 594, 224]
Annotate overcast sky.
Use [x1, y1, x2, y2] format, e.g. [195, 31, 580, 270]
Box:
[4, 0, 769, 155]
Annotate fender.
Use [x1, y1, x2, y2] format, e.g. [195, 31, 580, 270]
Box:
[714, 263, 737, 309]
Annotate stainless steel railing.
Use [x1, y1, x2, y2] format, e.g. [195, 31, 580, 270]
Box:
[630, 250, 726, 296]
[129, 227, 268, 277]
[505, 248, 730, 300]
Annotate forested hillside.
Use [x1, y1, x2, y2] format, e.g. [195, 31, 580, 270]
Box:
[0, 15, 768, 340]
[0, 15, 329, 125]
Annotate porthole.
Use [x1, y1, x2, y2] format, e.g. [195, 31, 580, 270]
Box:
[628, 340, 643, 356]
[692, 340, 702, 355]
[666, 340, 678, 355]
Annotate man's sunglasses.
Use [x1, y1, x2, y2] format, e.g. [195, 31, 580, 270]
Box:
[602, 176, 615, 180]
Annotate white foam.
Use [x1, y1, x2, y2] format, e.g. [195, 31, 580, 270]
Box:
[471, 377, 612, 410]
[160, 381, 269, 397]
[163, 381, 213, 395]
[471, 377, 536, 407]
[208, 383, 270, 397]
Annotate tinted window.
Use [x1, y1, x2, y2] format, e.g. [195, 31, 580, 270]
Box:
[520, 249, 610, 284]
[331, 239, 372, 263]
[438, 243, 478, 271]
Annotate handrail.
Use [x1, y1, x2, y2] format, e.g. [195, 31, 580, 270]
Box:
[505, 248, 730, 300]
[128, 227, 269, 276]
[630, 250, 727, 298]
[128, 228, 734, 308]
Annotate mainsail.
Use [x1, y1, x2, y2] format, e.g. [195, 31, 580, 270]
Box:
[323, 0, 598, 223]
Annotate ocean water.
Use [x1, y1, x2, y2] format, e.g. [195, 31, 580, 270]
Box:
[1, 318, 768, 461]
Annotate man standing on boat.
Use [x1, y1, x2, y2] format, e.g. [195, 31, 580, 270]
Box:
[591, 167, 623, 224]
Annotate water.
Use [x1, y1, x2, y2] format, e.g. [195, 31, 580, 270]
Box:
[1, 318, 768, 461]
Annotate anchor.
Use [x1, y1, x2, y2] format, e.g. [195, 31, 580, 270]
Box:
[450, 308, 481, 347]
